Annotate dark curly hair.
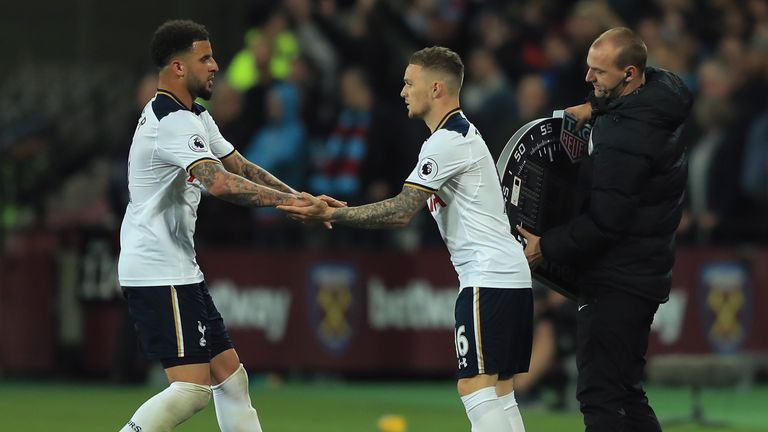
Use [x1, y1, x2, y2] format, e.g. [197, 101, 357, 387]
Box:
[150, 20, 210, 68]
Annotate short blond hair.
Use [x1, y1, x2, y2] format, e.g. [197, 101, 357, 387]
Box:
[409, 46, 464, 95]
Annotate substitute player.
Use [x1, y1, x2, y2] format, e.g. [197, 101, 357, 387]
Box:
[117, 20, 339, 432]
[279, 47, 532, 432]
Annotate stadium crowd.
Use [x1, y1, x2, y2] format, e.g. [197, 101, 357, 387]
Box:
[2, 0, 768, 249]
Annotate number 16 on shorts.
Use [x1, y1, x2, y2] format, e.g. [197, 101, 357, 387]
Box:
[455, 325, 469, 370]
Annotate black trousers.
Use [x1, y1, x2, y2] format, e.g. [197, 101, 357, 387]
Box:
[576, 285, 662, 432]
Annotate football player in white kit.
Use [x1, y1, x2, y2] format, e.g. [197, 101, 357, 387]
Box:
[279, 47, 533, 432]
[117, 20, 340, 432]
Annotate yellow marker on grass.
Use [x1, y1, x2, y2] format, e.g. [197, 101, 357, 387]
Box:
[377, 414, 407, 432]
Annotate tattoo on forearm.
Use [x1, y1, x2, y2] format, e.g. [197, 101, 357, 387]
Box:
[191, 161, 295, 207]
[237, 154, 297, 194]
[220, 175, 295, 207]
[333, 187, 428, 228]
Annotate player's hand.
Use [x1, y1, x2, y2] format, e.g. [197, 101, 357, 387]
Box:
[516, 225, 544, 270]
[565, 102, 592, 130]
[317, 194, 347, 208]
[285, 195, 313, 208]
[316, 194, 347, 229]
[278, 192, 335, 226]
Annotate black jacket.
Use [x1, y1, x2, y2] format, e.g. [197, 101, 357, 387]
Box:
[540, 67, 693, 302]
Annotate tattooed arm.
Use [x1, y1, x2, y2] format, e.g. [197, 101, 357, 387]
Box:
[332, 186, 430, 228]
[221, 151, 298, 194]
[278, 186, 430, 229]
[190, 160, 304, 207]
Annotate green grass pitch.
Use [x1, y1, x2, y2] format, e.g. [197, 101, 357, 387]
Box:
[0, 380, 766, 431]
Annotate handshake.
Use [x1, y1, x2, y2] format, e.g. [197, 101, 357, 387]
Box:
[278, 192, 347, 229]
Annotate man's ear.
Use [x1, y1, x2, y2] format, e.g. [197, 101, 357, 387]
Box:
[624, 66, 639, 83]
[171, 60, 184, 77]
[432, 81, 443, 98]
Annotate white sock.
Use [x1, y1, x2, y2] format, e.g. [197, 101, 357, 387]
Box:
[212, 364, 263, 432]
[498, 391, 526, 432]
[119, 381, 211, 432]
[461, 387, 513, 432]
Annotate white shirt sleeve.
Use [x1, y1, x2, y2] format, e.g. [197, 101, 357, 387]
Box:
[201, 111, 236, 159]
[405, 130, 469, 192]
[155, 112, 218, 171]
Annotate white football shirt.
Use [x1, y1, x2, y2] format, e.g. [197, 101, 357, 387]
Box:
[118, 90, 235, 286]
[405, 109, 531, 290]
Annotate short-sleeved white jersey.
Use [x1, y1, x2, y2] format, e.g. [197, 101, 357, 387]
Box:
[405, 109, 530, 290]
[118, 90, 235, 286]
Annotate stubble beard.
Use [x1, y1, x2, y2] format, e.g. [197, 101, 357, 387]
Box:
[594, 81, 624, 100]
[594, 87, 610, 99]
[408, 104, 427, 120]
[190, 76, 213, 101]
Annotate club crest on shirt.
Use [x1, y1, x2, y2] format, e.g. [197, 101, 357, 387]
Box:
[417, 157, 438, 181]
[188, 134, 207, 152]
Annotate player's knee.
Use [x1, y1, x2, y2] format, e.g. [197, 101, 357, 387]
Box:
[457, 374, 498, 396]
[170, 381, 212, 413]
[457, 379, 474, 396]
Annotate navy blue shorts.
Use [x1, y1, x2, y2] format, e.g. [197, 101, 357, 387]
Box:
[122, 281, 234, 368]
[454, 287, 533, 380]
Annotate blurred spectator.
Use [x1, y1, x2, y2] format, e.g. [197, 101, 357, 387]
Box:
[291, 54, 332, 135]
[209, 80, 251, 150]
[404, 0, 468, 46]
[540, 31, 588, 109]
[309, 67, 372, 204]
[226, 8, 299, 92]
[679, 60, 745, 244]
[238, 37, 277, 136]
[241, 82, 306, 246]
[472, 8, 529, 83]
[312, 0, 397, 101]
[484, 72, 553, 162]
[637, 14, 698, 86]
[462, 47, 517, 160]
[740, 27, 768, 223]
[514, 75, 551, 128]
[286, 0, 339, 127]
[565, 1, 623, 52]
[742, 110, 768, 199]
[245, 82, 306, 191]
[739, 111, 768, 241]
[721, 3, 751, 40]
